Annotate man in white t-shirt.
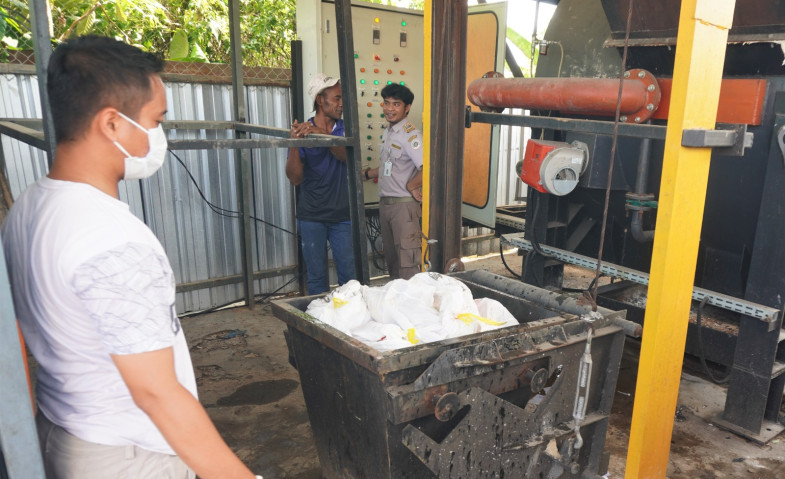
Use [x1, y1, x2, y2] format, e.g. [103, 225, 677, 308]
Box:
[1, 36, 260, 479]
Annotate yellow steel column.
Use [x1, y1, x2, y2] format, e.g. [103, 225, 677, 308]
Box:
[624, 1, 736, 478]
[421, 0, 432, 267]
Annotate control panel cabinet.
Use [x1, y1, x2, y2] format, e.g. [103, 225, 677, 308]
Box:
[298, 0, 424, 204]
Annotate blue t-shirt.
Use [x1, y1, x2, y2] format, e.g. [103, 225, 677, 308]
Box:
[296, 118, 350, 223]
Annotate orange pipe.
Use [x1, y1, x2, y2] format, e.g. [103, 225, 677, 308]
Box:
[467, 69, 661, 123]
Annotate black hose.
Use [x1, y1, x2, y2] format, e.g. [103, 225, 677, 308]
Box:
[499, 242, 522, 280]
[696, 296, 731, 384]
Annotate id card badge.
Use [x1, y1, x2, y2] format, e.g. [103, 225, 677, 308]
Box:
[383, 160, 392, 177]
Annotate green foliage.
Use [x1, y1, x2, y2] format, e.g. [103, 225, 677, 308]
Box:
[0, 0, 295, 67]
[360, 0, 424, 10]
[1, 1, 33, 58]
[506, 26, 538, 77]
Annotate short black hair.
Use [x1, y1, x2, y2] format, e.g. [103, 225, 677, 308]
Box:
[47, 35, 164, 144]
[381, 84, 414, 106]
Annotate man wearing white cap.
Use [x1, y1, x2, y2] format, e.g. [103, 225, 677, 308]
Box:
[286, 73, 356, 294]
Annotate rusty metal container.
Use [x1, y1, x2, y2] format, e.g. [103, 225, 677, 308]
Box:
[271, 270, 635, 478]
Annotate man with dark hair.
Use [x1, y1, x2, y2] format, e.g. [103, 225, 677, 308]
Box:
[286, 73, 356, 294]
[362, 83, 423, 280]
[2, 36, 259, 479]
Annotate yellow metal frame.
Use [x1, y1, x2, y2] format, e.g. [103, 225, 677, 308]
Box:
[625, 0, 736, 477]
[421, 0, 432, 269]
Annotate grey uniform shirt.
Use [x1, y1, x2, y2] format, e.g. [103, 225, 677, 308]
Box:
[378, 117, 424, 198]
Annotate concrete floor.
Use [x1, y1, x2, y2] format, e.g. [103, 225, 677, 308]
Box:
[184, 253, 785, 478]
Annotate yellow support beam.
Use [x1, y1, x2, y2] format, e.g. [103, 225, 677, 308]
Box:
[421, 0, 432, 268]
[625, 1, 736, 478]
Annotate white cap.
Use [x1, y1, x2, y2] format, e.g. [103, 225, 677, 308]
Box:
[308, 73, 340, 102]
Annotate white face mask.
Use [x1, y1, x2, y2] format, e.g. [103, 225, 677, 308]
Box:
[113, 112, 168, 180]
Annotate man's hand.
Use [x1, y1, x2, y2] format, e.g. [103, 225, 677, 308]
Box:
[112, 348, 256, 479]
[290, 120, 324, 138]
[409, 187, 423, 202]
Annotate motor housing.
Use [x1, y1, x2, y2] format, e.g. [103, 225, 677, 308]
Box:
[520, 139, 589, 196]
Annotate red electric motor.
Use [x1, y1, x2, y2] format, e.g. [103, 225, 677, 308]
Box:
[519, 139, 589, 196]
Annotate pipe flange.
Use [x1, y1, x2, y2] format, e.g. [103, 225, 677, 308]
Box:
[478, 71, 505, 113]
[625, 192, 657, 211]
[626, 192, 655, 202]
[624, 69, 661, 124]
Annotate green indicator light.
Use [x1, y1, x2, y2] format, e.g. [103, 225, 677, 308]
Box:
[373, 80, 379, 85]
[400, 81, 405, 85]
[367, 135, 372, 140]
[387, 81, 392, 85]
[354, 53, 359, 58]
[380, 135, 384, 139]
[402, 21, 406, 26]
[366, 157, 372, 162]
[367, 113, 372, 118]
[380, 114, 385, 118]
[360, 79, 365, 84]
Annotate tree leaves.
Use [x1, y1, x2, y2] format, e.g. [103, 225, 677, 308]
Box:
[169, 28, 190, 60]
[4, 0, 294, 68]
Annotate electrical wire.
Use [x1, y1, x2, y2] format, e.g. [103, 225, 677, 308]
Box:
[499, 242, 522, 280]
[254, 274, 302, 303]
[178, 273, 302, 318]
[365, 213, 387, 272]
[166, 149, 303, 310]
[169, 150, 297, 237]
[588, 0, 635, 311]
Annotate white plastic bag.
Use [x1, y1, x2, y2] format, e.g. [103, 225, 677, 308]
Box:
[352, 321, 415, 351]
[305, 280, 371, 335]
[474, 297, 519, 331]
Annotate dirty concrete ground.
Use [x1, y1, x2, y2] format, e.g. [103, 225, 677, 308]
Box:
[183, 251, 785, 478]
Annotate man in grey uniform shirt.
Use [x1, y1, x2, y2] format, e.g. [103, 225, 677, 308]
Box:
[363, 84, 423, 280]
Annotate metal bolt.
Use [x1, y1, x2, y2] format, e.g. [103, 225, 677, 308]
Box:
[638, 71, 646, 78]
[635, 116, 641, 123]
[624, 71, 631, 78]
[620, 115, 627, 122]
[647, 84, 656, 92]
[646, 103, 655, 111]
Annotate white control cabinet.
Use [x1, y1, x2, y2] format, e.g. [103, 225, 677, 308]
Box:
[297, 0, 424, 204]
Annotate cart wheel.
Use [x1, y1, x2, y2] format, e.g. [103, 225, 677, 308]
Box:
[525, 367, 549, 393]
[434, 392, 461, 422]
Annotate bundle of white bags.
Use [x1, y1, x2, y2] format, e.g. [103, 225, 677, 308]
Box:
[305, 272, 519, 352]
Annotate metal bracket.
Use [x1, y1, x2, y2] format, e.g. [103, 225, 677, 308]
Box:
[465, 106, 473, 128]
[681, 123, 753, 156]
[502, 232, 781, 328]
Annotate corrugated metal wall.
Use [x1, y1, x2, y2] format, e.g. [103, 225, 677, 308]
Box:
[497, 108, 528, 205]
[1, 71, 527, 313]
[1, 73, 298, 313]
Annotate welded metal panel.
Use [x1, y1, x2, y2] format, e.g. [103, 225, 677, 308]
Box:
[0, 75, 298, 313]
